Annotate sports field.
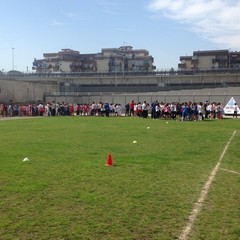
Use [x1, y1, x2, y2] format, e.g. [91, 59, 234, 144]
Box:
[0, 117, 239, 240]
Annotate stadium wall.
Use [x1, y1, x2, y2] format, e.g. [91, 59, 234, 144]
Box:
[0, 73, 240, 104]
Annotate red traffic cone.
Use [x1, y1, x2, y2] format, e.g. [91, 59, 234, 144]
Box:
[105, 153, 113, 166]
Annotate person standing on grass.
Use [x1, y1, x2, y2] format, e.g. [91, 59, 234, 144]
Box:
[7, 104, 13, 117]
[142, 101, 148, 118]
[233, 103, 239, 118]
[125, 103, 130, 116]
[170, 102, 177, 120]
[198, 102, 204, 120]
[151, 100, 158, 119]
[104, 102, 110, 117]
[192, 102, 198, 120]
[129, 100, 135, 116]
[181, 103, 188, 121]
[155, 101, 160, 119]
[216, 102, 223, 119]
[137, 102, 142, 117]
[207, 103, 212, 119]
[205, 101, 210, 118]
[115, 104, 122, 116]
[51, 101, 56, 116]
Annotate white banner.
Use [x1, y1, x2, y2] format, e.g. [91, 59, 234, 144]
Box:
[224, 97, 240, 114]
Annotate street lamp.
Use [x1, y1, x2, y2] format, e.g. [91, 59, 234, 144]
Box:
[12, 47, 15, 70]
[229, 48, 231, 69]
[122, 54, 125, 77]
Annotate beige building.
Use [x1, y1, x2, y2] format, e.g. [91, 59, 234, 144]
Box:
[33, 49, 97, 73]
[178, 50, 230, 70]
[33, 46, 155, 73]
[178, 49, 240, 71]
[96, 46, 155, 73]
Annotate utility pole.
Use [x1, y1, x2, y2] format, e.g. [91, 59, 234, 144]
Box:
[229, 48, 231, 69]
[12, 47, 15, 70]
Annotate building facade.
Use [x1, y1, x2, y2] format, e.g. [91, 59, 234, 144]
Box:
[33, 49, 97, 73]
[178, 49, 240, 71]
[96, 45, 155, 73]
[33, 46, 155, 73]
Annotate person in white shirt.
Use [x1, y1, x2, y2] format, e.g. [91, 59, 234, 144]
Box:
[197, 102, 203, 120]
[233, 103, 238, 118]
[142, 101, 148, 118]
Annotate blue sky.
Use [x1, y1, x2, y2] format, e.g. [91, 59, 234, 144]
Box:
[1, 0, 240, 72]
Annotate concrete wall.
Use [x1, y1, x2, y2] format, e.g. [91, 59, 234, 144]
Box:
[0, 72, 240, 103]
[0, 77, 58, 103]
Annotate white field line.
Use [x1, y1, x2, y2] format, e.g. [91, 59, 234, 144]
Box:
[220, 168, 240, 175]
[178, 130, 237, 240]
[0, 117, 43, 121]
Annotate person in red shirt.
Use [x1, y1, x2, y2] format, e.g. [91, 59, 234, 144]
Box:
[129, 100, 134, 116]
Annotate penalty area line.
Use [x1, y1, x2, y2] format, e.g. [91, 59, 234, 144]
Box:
[178, 130, 237, 240]
[220, 168, 240, 175]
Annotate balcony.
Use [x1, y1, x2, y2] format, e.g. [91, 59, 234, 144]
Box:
[212, 56, 228, 64]
[178, 63, 186, 69]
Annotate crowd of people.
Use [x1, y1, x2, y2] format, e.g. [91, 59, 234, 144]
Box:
[0, 100, 231, 120]
[0, 102, 123, 118]
[125, 100, 225, 120]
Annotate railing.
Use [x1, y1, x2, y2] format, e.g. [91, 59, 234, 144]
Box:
[44, 91, 240, 107]
[2, 68, 240, 78]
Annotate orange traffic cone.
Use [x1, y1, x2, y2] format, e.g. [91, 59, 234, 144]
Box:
[105, 153, 113, 166]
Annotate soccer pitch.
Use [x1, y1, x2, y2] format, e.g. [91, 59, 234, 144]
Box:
[0, 117, 239, 240]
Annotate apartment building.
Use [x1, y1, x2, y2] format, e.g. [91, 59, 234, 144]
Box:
[178, 49, 240, 71]
[32, 46, 155, 73]
[32, 49, 97, 73]
[96, 45, 155, 72]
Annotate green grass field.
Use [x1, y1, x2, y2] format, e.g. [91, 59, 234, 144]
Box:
[0, 117, 240, 240]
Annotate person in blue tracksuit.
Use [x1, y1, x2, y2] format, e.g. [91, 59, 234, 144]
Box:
[104, 102, 110, 117]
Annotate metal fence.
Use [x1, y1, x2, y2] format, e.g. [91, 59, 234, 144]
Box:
[45, 91, 240, 107]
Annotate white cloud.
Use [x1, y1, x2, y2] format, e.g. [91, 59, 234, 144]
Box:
[61, 10, 78, 19]
[148, 0, 240, 48]
[96, 0, 121, 15]
[51, 19, 66, 27]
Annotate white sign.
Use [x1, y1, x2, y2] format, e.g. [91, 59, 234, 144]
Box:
[224, 97, 240, 114]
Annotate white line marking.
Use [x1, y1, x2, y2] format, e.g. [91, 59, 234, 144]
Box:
[178, 130, 237, 240]
[220, 168, 240, 175]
